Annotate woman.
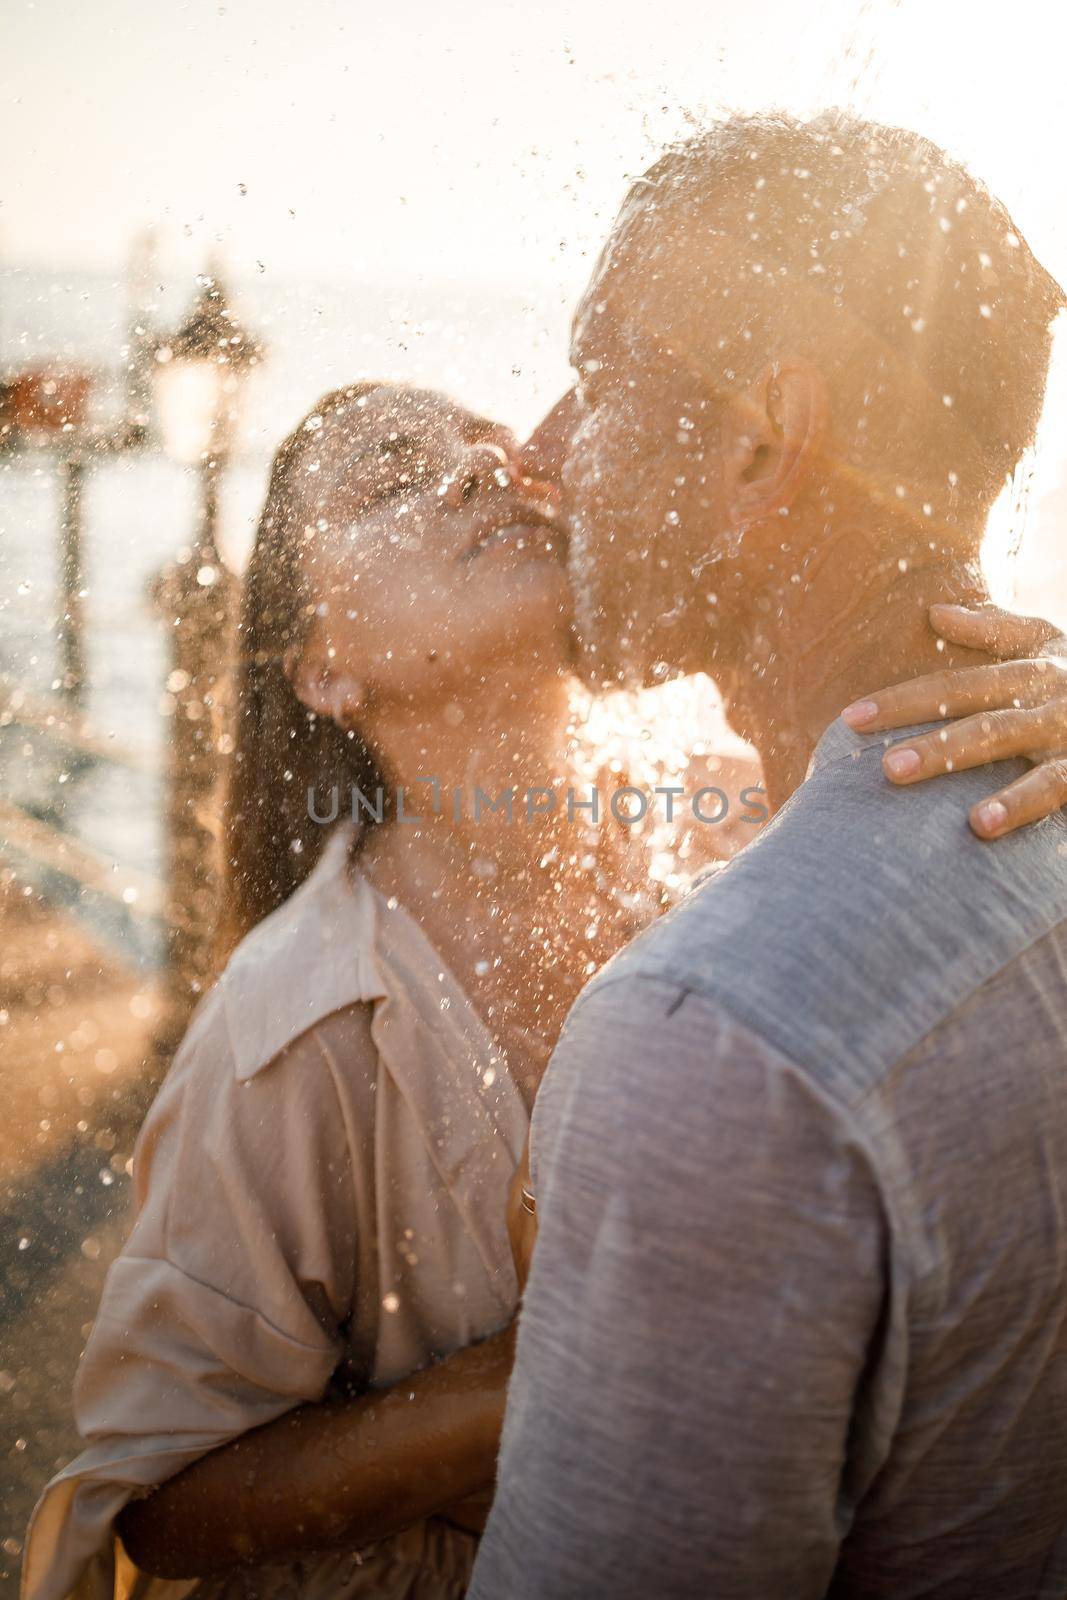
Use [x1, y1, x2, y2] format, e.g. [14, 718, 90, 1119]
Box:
[22, 381, 1067, 1600]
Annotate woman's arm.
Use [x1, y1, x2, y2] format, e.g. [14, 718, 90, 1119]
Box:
[117, 1322, 516, 1579]
[842, 603, 1067, 837]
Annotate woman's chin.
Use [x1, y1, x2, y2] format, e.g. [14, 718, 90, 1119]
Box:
[477, 556, 574, 630]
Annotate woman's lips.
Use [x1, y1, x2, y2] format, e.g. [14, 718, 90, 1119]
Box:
[464, 510, 569, 563]
[472, 522, 567, 560]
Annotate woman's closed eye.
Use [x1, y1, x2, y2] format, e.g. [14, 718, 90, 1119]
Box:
[371, 441, 437, 503]
[375, 472, 423, 503]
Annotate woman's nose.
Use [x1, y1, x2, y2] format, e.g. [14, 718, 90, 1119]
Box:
[442, 442, 513, 508]
[518, 471, 562, 517]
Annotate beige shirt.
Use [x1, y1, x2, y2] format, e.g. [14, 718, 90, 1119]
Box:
[23, 824, 528, 1600]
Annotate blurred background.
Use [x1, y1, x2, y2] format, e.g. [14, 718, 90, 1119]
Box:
[3, 0, 1067, 1586]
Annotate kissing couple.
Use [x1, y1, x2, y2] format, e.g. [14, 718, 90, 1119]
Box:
[25, 110, 1067, 1600]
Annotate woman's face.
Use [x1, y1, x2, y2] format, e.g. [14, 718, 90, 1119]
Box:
[296, 389, 574, 718]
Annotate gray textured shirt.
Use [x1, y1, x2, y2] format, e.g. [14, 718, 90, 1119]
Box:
[470, 718, 1067, 1600]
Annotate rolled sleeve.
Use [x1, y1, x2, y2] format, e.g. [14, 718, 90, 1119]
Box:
[471, 977, 889, 1599]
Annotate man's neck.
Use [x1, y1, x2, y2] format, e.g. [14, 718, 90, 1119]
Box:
[718, 521, 993, 808]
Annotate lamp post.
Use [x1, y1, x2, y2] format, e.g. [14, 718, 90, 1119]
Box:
[150, 272, 263, 1041]
[152, 270, 262, 554]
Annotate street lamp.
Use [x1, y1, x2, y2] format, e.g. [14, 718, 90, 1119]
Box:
[153, 271, 261, 461]
[152, 271, 263, 559]
[149, 272, 264, 1041]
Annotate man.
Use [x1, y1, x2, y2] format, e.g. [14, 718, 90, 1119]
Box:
[469, 113, 1067, 1596]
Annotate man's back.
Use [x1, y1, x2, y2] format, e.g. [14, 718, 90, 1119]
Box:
[471, 721, 1067, 1599]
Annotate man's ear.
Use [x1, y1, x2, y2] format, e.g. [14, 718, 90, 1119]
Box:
[721, 361, 827, 524]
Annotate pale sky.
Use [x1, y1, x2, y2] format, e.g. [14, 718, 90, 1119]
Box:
[5, 0, 1067, 616]
[6, 0, 1067, 292]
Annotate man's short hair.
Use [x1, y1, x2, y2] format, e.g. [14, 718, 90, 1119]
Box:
[616, 111, 1065, 515]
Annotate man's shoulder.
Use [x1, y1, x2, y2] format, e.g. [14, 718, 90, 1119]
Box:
[587, 729, 1067, 1105]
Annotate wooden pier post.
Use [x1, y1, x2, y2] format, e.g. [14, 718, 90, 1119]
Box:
[57, 452, 87, 704]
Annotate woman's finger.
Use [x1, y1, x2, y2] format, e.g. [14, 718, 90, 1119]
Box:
[969, 760, 1067, 839]
[928, 602, 1064, 659]
[879, 704, 1064, 786]
[840, 659, 1067, 733]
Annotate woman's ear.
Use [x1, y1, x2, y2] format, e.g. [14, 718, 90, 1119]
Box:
[721, 360, 827, 525]
[285, 647, 367, 729]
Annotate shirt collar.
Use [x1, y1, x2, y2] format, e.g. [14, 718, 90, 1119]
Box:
[223, 823, 388, 1081]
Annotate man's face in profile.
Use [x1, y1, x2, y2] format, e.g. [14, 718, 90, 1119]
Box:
[562, 224, 740, 689]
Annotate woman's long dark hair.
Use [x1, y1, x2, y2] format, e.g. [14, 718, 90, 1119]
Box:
[218, 382, 390, 960]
